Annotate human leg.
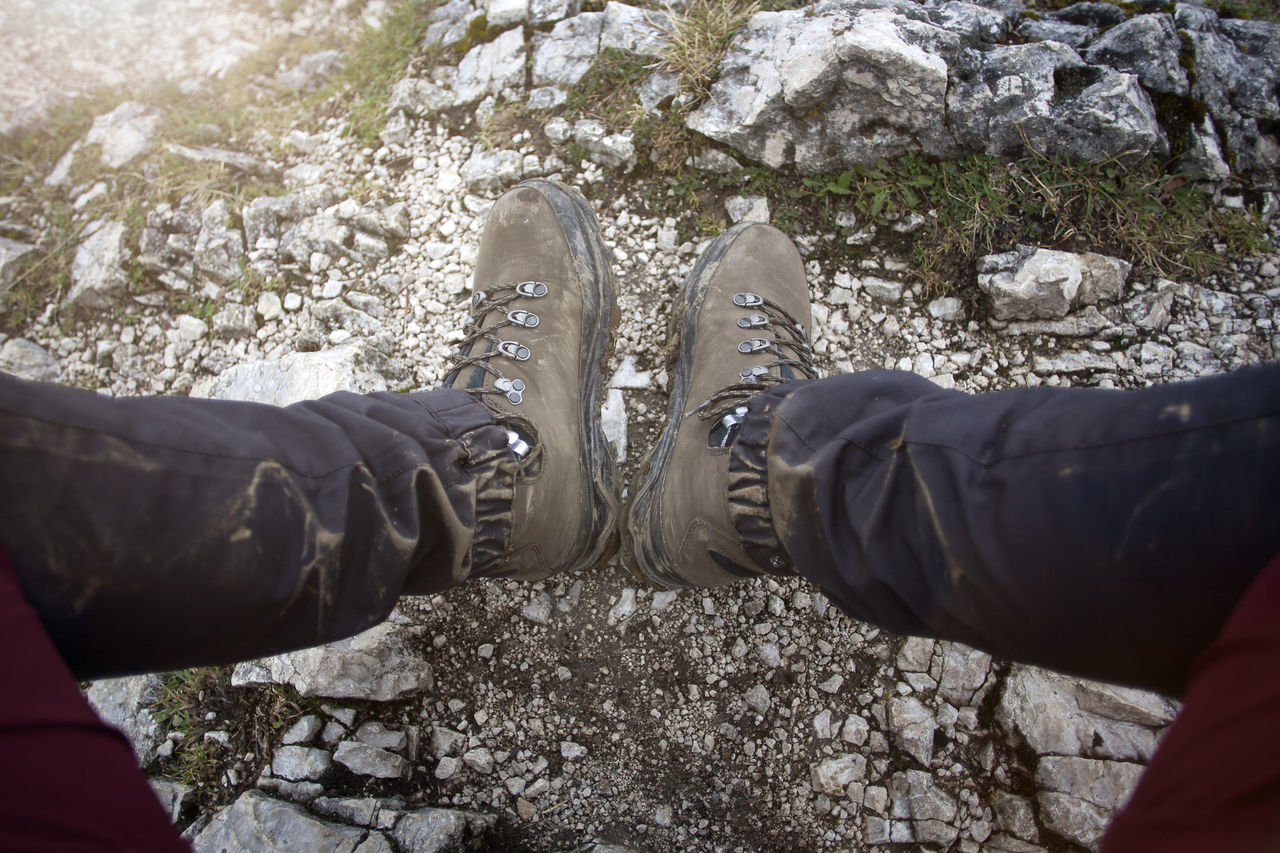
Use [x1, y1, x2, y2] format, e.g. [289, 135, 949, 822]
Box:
[729, 364, 1280, 695]
[627, 222, 1280, 696]
[0, 179, 618, 680]
[0, 375, 516, 679]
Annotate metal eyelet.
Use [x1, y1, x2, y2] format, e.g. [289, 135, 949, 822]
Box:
[733, 292, 763, 307]
[498, 341, 531, 361]
[740, 365, 769, 382]
[506, 309, 539, 328]
[494, 377, 525, 404]
[738, 314, 768, 329]
[516, 281, 548, 298]
[738, 338, 770, 354]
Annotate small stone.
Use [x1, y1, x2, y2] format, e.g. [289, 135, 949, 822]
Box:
[608, 587, 638, 623]
[334, 741, 408, 779]
[256, 291, 283, 321]
[283, 292, 303, 311]
[430, 726, 465, 758]
[810, 754, 867, 796]
[817, 674, 844, 694]
[212, 303, 258, 339]
[463, 747, 495, 774]
[435, 756, 461, 780]
[175, 315, 209, 343]
[355, 722, 407, 752]
[272, 746, 332, 781]
[841, 714, 870, 746]
[862, 277, 902, 304]
[522, 592, 553, 624]
[888, 696, 937, 766]
[0, 338, 60, 382]
[724, 195, 769, 223]
[281, 716, 323, 746]
[927, 297, 965, 322]
[560, 741, 588, 761]
[516, 798, 536, 820]
[744, 684, 772, 714]
[650, 591, 679, 613]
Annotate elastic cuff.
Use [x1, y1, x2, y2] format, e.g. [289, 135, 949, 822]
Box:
[459, 426, 517, 579]
[412, 389, 518, 582]
[728, 386, 797, 576]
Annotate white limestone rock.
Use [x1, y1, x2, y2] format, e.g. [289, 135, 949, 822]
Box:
[0, 338, 60, 382]
[85, 102, 163, 169]
[810, 753, 867, 796]
[0, 236, 36, 294]
[272, 745, 333, 781]
[66, 219, 130, 309]
[84, 675, 164, 765]
[997, 665, 1178, 763]
[334, 741, 409, 779]
[888, 695, 936, 766]
[532, 13, 604, 89]
[230, 619, 432, 701]
[978, 245, 1131, 321]
[600, 2, 670, 57]
[454, 29, 526, 105]
[191, 790, 366, 853]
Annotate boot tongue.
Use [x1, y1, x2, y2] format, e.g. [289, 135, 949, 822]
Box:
[708, 405, 750, 448]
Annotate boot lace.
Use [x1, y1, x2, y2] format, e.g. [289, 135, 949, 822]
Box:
[687, 291, 817, 446]
[445, 280, 549, 469]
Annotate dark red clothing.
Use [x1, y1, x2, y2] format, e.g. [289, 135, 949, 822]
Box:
[0, 548, 188, 852]
[1102, 549, 1280, 852]
[0, 544, 1277, 849]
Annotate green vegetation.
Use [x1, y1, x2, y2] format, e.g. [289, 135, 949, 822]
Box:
[0, 0, 431, 333]
[653, 0, 759, 104]
[696, 152, 1265, 293]
[553, 0, 1268, 291]
[341, 0, 443, 145]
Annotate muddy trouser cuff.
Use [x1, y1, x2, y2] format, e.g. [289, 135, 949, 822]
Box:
[729, 365, 1280, 695]
[0, 373, 516, 679]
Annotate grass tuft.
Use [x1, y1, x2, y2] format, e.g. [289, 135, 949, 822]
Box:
[654, 0, 759, 104]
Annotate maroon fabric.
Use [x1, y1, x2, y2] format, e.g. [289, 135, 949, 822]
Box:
[1102, 549, 1280, 852]
[0, 547, 188, 852]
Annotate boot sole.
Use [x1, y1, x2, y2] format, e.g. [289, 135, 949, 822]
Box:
[624, 224, 757, 588]
[521, 179, 622, 575]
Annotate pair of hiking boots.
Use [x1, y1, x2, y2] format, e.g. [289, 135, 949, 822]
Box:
[442, 180, 817, 587]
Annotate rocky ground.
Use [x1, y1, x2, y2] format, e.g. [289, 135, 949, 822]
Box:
[3, 0, 1279, 851]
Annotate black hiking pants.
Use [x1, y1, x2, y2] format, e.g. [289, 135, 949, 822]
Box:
[2, 363, 1278, 693]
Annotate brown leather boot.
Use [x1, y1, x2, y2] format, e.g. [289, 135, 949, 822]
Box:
[626, 223, 817, 587]
[443, 180, 619, 580]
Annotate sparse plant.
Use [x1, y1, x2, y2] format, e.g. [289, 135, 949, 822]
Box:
[655, 0, 760, 104]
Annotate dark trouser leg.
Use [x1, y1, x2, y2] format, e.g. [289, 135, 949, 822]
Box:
[0, 373, 515, 680]
[730, 363, 1280, 695]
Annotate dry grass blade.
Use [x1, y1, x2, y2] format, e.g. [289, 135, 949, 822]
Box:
[655, 0, 760, 103]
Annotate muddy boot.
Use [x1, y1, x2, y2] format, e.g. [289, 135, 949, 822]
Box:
[443, 180, 620, 579]
[626, 223, 817, 587]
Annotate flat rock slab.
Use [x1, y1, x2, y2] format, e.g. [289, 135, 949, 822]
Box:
[84, 674, 164, 765]
[192, 790, 367, 853]
[0, 338, 60, 382]
[231, 619, 432, 701]
[190, 342, 393, 407]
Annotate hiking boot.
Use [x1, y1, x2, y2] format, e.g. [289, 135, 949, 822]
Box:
[442, 180, 619, 580]
[626, 223, 817, 587]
